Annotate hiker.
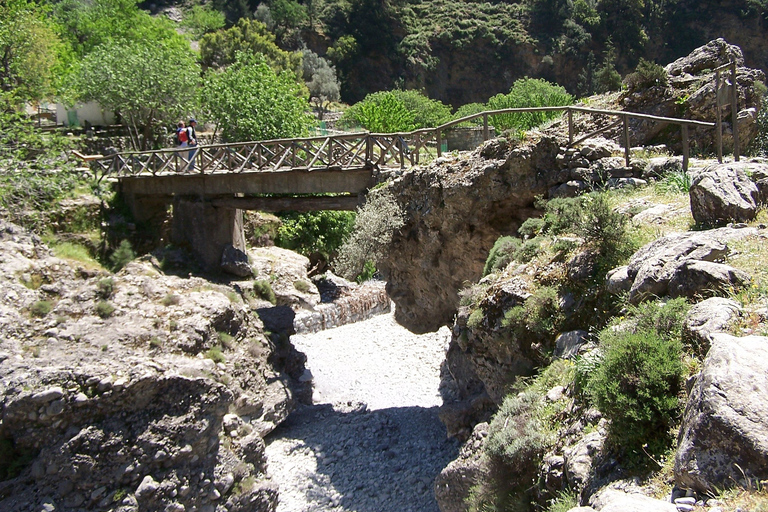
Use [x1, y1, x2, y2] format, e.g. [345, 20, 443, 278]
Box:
[186, 119, 198, 172]
[175, 121, 188, 148]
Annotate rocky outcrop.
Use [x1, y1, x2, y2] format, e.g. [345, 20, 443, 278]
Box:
[380, 134, 564, 333]
[434, 422, 490, 512]
[674, 333, 768, 494]
[585, 487, 677, 512]
[608, 226, 758, 304]
[682, 297, 742, 356]
[689, 162, 762, 226]
[622, 39, 766, 151]
[0, 220, 322, 512]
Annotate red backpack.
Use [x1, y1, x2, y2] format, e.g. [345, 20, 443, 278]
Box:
[175, 127, 189, 145]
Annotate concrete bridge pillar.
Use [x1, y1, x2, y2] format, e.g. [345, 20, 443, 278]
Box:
[171, 196, 245, 272]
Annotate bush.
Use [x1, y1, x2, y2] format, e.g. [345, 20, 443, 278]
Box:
[502, 285, 563, 341]
[483, 236, 522, 276]
[748, 88, 768, 156]
[339, 89, 452, 132]
[624, 58, 668, 91]
[95, 300, 116, 318]
[97, 278, 115, 299]
[486, 77, 573, 132]
[161, 293, 181, 306]
[334, 189, 405, 281]
[452, 102, 487, 126]
[253, 279, 277, 304]
[110, 240, 136, 271]
[586, 329, 684, 453]
[30, 300, 52, 318]
[275, 210, 355, 260]
[205, 345, 226, 364]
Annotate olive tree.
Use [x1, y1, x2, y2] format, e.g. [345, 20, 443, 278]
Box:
[77, 39, 200, 149]
[199, 51, 314, 143]
[302, 49, 340, 119]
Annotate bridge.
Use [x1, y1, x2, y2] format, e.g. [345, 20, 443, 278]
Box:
[76, 104, 727, 272]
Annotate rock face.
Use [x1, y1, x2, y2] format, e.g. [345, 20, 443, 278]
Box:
[610, 226, 758, 304]
[682, 297, 742, 356]
[380, 134, 564, 333]
[434, 423, 490, 512]
[689, 162, 762, 226]
[0, 220, 311, 512]
[675, 333, 768, 493]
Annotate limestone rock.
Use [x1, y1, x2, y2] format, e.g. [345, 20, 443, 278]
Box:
[221, 244, 253, 277]
[434, 423, 490, 512]
[589, 488, 677, 512]
[555, 330, 589, 360]
[564, 431, 606, 495]
[675, 333, 768, 493]
[689, 163, 761, 226]
[665, 38, 744, 77]
[622, 226, 758, 304]
[667, 260, 751, 300]
[682, 297, 742, 355]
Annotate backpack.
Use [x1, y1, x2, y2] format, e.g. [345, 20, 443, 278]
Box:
[175, 127, 189, 145]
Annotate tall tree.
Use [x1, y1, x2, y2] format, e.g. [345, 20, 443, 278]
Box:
[77, 39, 200, 150]
[0, 0, 63, 107]
[199, 51, 313, 142]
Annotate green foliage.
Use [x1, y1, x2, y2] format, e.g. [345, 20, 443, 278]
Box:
[513, 237, 543, 263]
[97, 278, 115, 299]
[109, 240, 135, 271]
[486, 78, 573, 132]
[483, 236, 522, 276]
[452, 103, 486, 126]
[199, 19, 302, 75]
[181, 5, 226, 39]
[53, 242, 100, 267]
[547, 490, 579, 512]
[205, 345, 226, 363]
[655, 170, 692, 194]
[0, 110, 73, 161]
[161, 293, 180, 306]
[95, 300, 116, 318]
[77, 38, 200, 150]
[200, 51, 314, 143]
[586, 329, 684, 453]
[340, 92, 415, 133]
[334, 189, 405, 281]
[30, 300, 52, 318]
[340, 89, 451, 132]
[748, 89, 768, 157]
[253, 279, 277, 304]
[276, 210, 355, 259]
[294, 280, 311, 292]
[502, 285, 564, 341]
[302, 49, 341, 113]
[0, 0, 64, 105]
[624, 58, 668, 91]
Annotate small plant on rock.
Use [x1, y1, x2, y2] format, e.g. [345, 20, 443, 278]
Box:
[30, 300, 52, 318]
[97, 278, 115, 299]
[95, 301, 116, 318]
[206, 345, 226, 364]
[109, 240, 136, 272]
[253, 279, 277, 304]
[161, 293, 181, 306]
[483, 236, 522, 276]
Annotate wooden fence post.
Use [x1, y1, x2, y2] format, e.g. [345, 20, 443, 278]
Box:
[622, 114, 630, 167]
[681, 124, 689, 173]
[568, 108, 573, 145]
[716, 69, 723, 163]
[483, 114, 489, 141]
[437, 130, 442, 158]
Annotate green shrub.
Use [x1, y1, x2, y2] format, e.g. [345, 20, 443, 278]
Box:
[748, 88, 768, 156]
[486, 77, 573, 132]
[97, 278, 115, 299]
[206, 345, 226, 364]
[452, 102, 487, 126]
[95, 301, 116, 318]
[624, 58, 668, 91]
[293, 280, 311, 292]
[149, 337, 163, 349]
[518, 217, 545, 238]
[30, 300, 52, 318]
[253, 279, 277, 304]
[512, 237, 542, 263]
[275, 210, 355, 259]
[655, 170, 692, 194]
[218, 331, 234, 348]
[467, 308, 485, 329]
[502, 285, 563, 341]
[586, 329, 684, 453]
[333, 189, 405, 281]
[161, 293, 181, 306]
[109, 240, 136, 271]
[339, 89, 452, 132]
[483, 236, 522, 276]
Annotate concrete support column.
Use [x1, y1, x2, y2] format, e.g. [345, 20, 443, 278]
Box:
[171, 196, 245, 272]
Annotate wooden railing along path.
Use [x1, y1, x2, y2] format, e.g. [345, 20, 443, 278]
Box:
[77, 106, 729, 179]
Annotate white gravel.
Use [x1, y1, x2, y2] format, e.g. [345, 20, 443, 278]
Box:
[265, 307, 459, 512]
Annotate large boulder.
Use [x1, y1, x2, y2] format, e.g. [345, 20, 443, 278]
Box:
[586, 488, 677, 512]
[682, 297, 742, 356]
[434, 423, 491, 512]
[689, 162, 761, 226]
[617, 226, 758, 304]
[675, 333, 768, 493]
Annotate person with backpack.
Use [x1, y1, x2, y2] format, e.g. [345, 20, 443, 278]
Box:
[175, 121, 188, 148]
[186, 119, 198, 172]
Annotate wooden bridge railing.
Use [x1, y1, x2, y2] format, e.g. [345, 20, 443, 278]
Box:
[81, 106, 724, 178]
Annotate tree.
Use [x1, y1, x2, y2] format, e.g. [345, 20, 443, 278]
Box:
[77, 39, 200, 150]
[181, 5, 226, 40]
[199, 18, 302, 76]
[302, 50, 340, 118]
[0, 0, 64, 107]
[486, 78, 573, 132]
[339, 89, 450, 132]
[199, 51, 314, 142]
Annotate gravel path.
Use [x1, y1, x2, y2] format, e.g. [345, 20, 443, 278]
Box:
[264, 309, 460, 512]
